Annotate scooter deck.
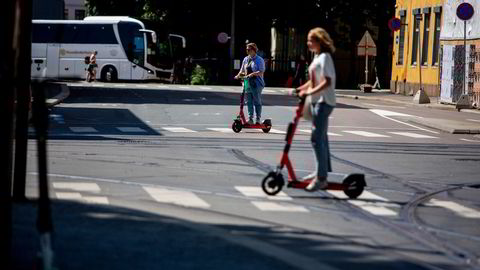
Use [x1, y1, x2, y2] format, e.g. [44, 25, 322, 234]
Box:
[287, 179, 346, 191]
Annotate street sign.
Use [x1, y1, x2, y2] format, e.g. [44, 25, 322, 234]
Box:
[457, 3, 474, 21]
[388, 17, 401, 32]
[217, 32, 229, 43]
[357, 31, 377, 56]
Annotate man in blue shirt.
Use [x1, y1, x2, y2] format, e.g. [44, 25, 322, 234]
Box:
[235, 43, 265, 124]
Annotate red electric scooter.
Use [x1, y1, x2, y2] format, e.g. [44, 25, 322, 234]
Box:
[261, 90, 366, 199]
[231, 75, 272, 133]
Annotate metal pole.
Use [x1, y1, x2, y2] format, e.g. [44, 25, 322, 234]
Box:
[0, 0, 16, 266]
[464, 20, 467, 95]
[365, 45, 368, 85]
[229, 0, 235, 84]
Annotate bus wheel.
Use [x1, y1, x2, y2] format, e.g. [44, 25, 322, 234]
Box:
[102, 66, 117, 82]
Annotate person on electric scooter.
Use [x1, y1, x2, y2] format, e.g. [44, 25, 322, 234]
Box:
[234, 43, 265, 125]
[296, 27, 336, 191]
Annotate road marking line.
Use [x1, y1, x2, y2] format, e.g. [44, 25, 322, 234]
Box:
[235, 186, 292, 201]
[143, 187, 210, 208]
[466, 119, 480, 123]
[178, 86, 191, 89]
[207, 128, 234, 133]
[56, 192, 82, 199]
[343, 130, 390, 138]
[198, 86, 212, 90]
[70, 127, 98, 133]
[426, 199, 480, 219]
[269, 128, 287, 134]
[161, 127, 197, 133]
[53, 182, 100, 192]
[263, 89, 276, 93]
[369, 109, 439, 134]
[327, 190, 397, 216]
[298, 129, 343, 136]
[460, 138, 480, 143]
[251, 201, 309, 212]
[388, 132, 438, 139]
[362, 103, 405, 109]
[82, 196, 109, 204]
[116, 127, 147, 133]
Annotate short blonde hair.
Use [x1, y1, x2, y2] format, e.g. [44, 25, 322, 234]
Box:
[246, 43, 258, 52]
[308, 27, 335, 54]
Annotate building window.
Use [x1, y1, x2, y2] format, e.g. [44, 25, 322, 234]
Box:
[432, 7, 442, 66]
[75, 9, 86, 20]
[422, 9, 430, 66]
[411, 10, 421, 65]
[397, 11, 406, 65]
[64, 9, 69, 19]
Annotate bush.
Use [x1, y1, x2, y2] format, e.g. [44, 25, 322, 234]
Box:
[190, 64, 207, 85]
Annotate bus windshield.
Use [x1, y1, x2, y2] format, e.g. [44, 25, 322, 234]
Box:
[146, 31, 172, 69]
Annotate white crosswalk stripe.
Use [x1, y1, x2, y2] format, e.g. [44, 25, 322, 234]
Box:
[53, 182, 109, 204]
[269, 128, 287, 134]
[343, 130, 390, 138]
[70, 127, 98, 133]
[235, 186, 292, 201]
[251, 201, 309, 212]
[207, 128, 234, 133]
[143, 187, 210, 208]
[161, 127, 197, 133]
[426, 199, 480, 219]
[388, 132, 438, 139]
[299, 129, 343, 136]
[327, 190, 398, 216]
[116, 127, 147, 133]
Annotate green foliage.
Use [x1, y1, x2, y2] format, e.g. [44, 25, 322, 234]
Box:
[190, 64, 207, 85]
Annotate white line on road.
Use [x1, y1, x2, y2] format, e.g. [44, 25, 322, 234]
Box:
[207, 128, 234, 133]
[251, 201, 309, 212]
[467, 119, 480, 123]
[235, 186, 292, 201]
[53, 182, 101, 192]
[116, 127, 147, 133]
[388, 132, 438, 139]
[362, 103, 405, 109]
[343, 131, 390, 138]
[426, 199, 480, 219]
[70, 127, 98, 133]
[143, 187, 210, 208]
[460, 138, 480, 143]
[369, 109, 439, 134]
[327, 190, 398, 216]
[161, 127, 197, 133]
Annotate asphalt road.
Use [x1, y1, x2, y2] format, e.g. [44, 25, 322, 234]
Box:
[24, 83, 480, 270]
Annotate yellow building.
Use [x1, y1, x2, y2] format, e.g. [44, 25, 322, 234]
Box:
[391, 0, 444, 97]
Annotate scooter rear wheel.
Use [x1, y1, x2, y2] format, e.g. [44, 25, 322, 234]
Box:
[232, 120, 242, 133]
[262, 119, 272, 133]
[342, 174, 366, 199]
[262, 171, 284, 195]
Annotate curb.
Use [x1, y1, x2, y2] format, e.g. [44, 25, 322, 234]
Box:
[46, 83, 70, 107]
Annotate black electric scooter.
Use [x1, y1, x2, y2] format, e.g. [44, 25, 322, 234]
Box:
[231, 75, 272, 133]
[261, 90, 366, 199]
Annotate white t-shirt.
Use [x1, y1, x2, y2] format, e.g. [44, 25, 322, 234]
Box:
[308, 52, 336, 107]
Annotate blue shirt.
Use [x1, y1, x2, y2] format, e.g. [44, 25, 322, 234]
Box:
[241, 55, 265, 88]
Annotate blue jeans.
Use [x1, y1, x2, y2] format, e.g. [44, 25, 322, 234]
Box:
[311, 102, 334, 178]
[246, 85, 263, 119]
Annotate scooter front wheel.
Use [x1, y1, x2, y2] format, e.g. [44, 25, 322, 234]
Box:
[262, 171, 284, 195]
[342, 173, 366, 199]
[232, 120, 242, 133]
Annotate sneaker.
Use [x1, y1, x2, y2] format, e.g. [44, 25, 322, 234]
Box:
[256, 118, 261, 124]
[300, 172, 316, 181]
[247, 118, 254, 125]
[305, 177, 328, 192]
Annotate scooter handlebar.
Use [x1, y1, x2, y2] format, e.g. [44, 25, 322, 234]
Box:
[288, 88, 306, 102]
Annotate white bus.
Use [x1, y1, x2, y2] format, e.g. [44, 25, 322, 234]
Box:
[31, 16, 186, 82]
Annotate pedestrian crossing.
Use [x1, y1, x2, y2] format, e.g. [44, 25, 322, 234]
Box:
[41, 125, 443, 140]
[51, 181, 480, 220]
